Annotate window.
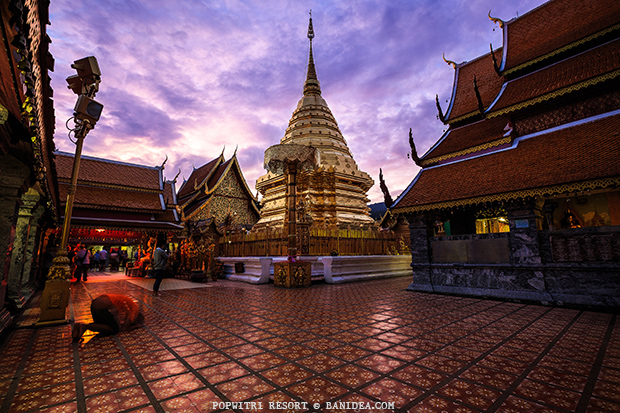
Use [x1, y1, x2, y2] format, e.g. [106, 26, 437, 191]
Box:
[476, 217, 510, 234]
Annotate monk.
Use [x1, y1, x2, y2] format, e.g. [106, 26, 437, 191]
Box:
[72, 294, 144, 340]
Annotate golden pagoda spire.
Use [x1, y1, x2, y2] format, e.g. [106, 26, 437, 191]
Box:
[304, 10, 321, 96]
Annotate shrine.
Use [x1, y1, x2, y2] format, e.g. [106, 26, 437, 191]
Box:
[390, 0, 620, 308]
[254, 15, 376, 231]
[175, 151, 260, 280]
[176, 151, 260, 231]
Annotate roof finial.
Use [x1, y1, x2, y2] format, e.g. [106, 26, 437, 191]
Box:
[304, 11, 321, 96]
[379, 168, 393, 208]
[488, 10, 505, 28]
[435, 94, 446, 123]
[442, 53, 456, 69]
[490, 43, 501, 75]
[408, 128, 422, 167]
[308, 10, 314, 40]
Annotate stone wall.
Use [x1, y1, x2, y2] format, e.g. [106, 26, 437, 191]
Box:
[406, 205, 620, 309]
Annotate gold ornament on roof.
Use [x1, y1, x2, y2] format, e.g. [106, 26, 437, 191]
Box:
[442, 53, 456, 69]
[488, 11, 505, 28]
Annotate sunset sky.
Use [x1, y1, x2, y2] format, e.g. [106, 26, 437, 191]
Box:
[48, 0, 548, 204]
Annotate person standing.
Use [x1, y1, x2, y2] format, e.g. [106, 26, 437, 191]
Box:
[74, 245, 87, 282]
[152, 240, 169, 297]
[80, 248, 91, 281]
[98, 248, 108, 272]
[92, 249, 100, 271]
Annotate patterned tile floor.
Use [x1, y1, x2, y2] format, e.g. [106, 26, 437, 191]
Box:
[1, 272, 619, 413]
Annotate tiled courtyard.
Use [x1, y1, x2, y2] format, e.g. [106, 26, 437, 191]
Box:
[1, 273, 619, 413]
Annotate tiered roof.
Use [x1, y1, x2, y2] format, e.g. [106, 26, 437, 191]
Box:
[489, 38, 620, 117]
[397, 112, 620, 212]
[393, 0, 620, 213]
[177, 153, 259, 223]
[501, 0, 620, 74]
[54, 152, 182, 231]
[443, 48, 504, 123]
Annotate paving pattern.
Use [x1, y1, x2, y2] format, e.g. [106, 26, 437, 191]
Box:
[0, 273, 619, 413]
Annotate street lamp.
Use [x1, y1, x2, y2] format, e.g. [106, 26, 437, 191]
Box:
[37, 56, 104, 325]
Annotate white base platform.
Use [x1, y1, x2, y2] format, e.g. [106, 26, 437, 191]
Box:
[218, 255, 412, 284]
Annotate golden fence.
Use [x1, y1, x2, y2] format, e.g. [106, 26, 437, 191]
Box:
[219, 228, 400, 257]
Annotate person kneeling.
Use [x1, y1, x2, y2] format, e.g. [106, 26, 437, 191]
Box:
[72, 294, 144, 341]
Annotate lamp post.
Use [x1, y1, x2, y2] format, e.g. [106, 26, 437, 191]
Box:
[37, 57, 103, 325]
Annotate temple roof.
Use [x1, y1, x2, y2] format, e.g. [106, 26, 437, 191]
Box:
[421, 116, 512, 165]
[178, 154, 259, 222]
[177, 155, 222, 201]
[392, 111, 620, 212]
[55, 152, 162, 191]
[58, 185, 164, 212]
[500, 0, 620, 74]
[163, 181, 177, 207]
[54, 152, 181, 230]
[444, 48, 504, 124]
[489, 38, 620, 117]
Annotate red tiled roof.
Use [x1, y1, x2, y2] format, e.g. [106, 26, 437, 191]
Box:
[163, 181, 176, 206]
[490, 38, 620, 116]
[177, 157, 221, 200]
[444, 48, 504, 122]
[59, 183, 163, 211]
[393, 112, 620, 210]
[423, 116, 511, 162]
[502, 0, 620, 73]
[55, 152, 161, 190]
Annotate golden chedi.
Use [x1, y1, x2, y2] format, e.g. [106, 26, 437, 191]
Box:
[255, 16, 375, 231]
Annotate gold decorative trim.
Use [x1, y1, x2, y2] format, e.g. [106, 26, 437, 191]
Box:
[421, 137, 511, 166]
[503, 23, 620, 76]
[392, 176, 620, 214]
[445, 110, 480, 125]
[488, 69, 620, 119]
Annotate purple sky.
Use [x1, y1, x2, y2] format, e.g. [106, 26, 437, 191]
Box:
[48, 0, 548, 204]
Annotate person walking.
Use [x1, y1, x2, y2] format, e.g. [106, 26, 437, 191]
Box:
[72, 294, 144, 340]
[152, 240, 169, 297]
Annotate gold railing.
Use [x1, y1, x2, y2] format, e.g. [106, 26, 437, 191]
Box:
[219, 228, 400, 257]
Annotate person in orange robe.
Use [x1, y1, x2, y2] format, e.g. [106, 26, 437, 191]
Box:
[72, 294, 144, 340]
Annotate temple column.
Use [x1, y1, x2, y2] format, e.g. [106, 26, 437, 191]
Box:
[286, 162, 298, 258]
[406, 213, 434, 292]
[507, 198, 545, 265]
[0, 193, 19, 332]
[0, 155, 33, 334]
[20, 203, 45, 297]
[506, 197, 554, 302]
[265, 144, 318, 288]
[7, 188, 40, 308]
